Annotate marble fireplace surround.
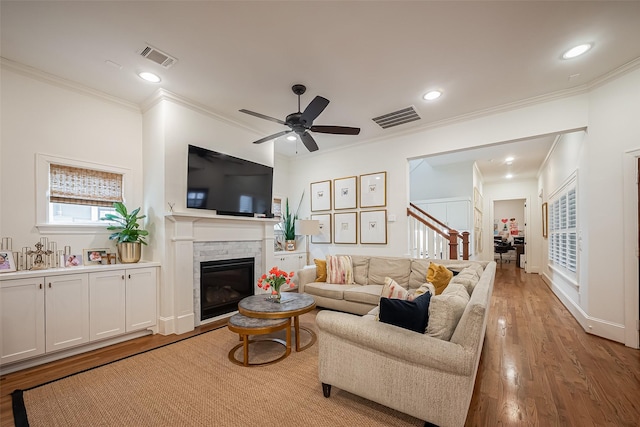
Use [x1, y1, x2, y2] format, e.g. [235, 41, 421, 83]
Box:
[164, 212, 277, 334]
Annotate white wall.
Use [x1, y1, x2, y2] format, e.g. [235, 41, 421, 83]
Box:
[0, 64, 144, 254]
[494, 199, 525, 237]
[409, 159, 474, 201]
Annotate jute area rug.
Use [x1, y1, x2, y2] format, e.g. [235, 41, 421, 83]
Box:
[13, 311, 422, 427]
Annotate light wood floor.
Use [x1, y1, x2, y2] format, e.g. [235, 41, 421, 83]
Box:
[1, 263, 639, 426]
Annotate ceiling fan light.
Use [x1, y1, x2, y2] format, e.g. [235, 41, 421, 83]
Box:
[423, 90, 442, 101]
[138, 71, 161, 83]
[286, 135, 297, 141]
[562, 43, 592, 59]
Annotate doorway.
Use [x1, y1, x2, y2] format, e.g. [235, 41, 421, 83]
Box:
[493, 199, 526, 270]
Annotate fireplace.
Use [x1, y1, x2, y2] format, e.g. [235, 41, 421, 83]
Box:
[200, 257, 255, 321]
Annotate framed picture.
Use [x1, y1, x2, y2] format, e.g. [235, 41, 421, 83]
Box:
[84, 248, 109, 265]
[272, 196, 283, 219]
[310, 180, 331, 211]
[0, 251, 17, 273]
[63, 254, 83, 268]
[360, 210, 387, 244]
[360, 171, 387, 208]
[334, 212, 357, 244]
[542, 202, 548, 238]
[311, 214, 332, 244]
[333, 176, 357, 210]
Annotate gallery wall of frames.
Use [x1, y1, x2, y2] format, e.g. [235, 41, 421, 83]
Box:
[309, 171, 387, 245]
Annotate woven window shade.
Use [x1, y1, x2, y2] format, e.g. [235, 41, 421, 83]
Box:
[50, 164, 123, 207]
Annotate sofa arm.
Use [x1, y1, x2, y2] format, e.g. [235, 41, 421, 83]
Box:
[297, 266, 317, 294]
[316, 310, 476, 376]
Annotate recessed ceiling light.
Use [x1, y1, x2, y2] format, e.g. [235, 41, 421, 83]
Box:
[505, 156, 514, 162]
[423, 90, 442, 101]
[138, 71, 161, 83]
[562, 43, 592, 59]
[286, 135, 297, 141]
[506, 174, 513, 179]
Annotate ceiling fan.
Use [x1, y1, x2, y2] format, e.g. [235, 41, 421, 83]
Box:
[239, 84, 360, 152]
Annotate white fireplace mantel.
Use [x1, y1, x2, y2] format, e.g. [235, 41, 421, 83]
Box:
[160, 211, 277, 335]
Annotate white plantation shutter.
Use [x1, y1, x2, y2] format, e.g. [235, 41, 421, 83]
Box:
[548, 175, 578, 276]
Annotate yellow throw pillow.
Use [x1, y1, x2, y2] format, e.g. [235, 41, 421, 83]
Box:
[314, 259, 327, 282]
[427, 262, 453, 295]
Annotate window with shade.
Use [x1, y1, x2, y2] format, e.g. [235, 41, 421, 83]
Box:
[48, 164, 123, 224]
[548, 173, 577, 277]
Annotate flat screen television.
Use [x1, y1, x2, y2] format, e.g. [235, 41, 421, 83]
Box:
[186, 145, 273, 217]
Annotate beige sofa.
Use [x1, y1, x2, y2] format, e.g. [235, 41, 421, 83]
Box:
[305, 256, 496, 427]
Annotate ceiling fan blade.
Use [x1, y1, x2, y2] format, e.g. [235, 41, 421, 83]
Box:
[300, 132, 319, 152]
[300, 96, 329, 124]
[310, 125, 361, 135]
[239, 109, 285, 125]
[252, 130, 292, 145]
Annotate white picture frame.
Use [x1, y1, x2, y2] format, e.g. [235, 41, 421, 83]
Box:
[360, 171, 387, 208]
[334, 212, 357, 244]
[311, 214, 332, 244]
[333, 176, 357, 210]
[0, 251, 17, 273]
[360, 210, 387, 244]
[310, 180, 332, 211]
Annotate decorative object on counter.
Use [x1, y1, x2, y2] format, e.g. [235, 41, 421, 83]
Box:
[296, 219, 320, 265]
[104, 253, 117, 264]
[62, 254, 83, 267]
[101, 202, 149, 264]
[27, 241, 53, 270]
[84, 248, 109, 265]
[279, 193, 303, 252]
[258, 267, 295, 303]
[1, 237, 12, 251]
[0, 251, 17, 273]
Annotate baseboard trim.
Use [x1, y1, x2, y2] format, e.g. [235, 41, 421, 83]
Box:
[541, 272, 625, 343]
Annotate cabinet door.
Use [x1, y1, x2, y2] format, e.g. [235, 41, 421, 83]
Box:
[125, 267, 157, 332]
[45, 274, 90, 352]
[1, 277, 45, 364]
[89, 270, 126, 341]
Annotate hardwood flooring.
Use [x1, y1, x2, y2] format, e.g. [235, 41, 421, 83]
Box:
[1, 263, 639, 426]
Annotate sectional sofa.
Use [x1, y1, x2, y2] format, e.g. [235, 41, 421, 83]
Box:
[298, 256, 496, 427]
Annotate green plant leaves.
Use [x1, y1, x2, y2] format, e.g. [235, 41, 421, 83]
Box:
[101, 202, 149, 245]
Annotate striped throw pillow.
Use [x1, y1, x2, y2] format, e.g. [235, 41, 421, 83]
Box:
[326, 255, 354, 284]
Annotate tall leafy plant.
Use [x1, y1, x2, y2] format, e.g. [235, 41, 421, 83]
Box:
[101, 202, 149, 245]
[280, 193, 303, 240]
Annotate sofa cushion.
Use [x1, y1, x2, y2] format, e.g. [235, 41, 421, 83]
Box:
[350, 255, 370, 285]
[428, 262, 454, 295]
[304, 282, 360, 299]
[379, 292, 432, 333]
[450, 267, 480, 295]
[343, 285, 384, 305]
[380, 277, 409, 300]
[326, 255, 355, 284]
[426, 283, 469, 340]
[314, 258, 327, 282]
[408, 282, 435, 301]
[367, 257, 411, 288]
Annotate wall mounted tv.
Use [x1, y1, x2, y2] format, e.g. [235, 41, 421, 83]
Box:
[187, 145, 274, 217]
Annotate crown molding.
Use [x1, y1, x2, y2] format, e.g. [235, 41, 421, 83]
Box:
[0, 57, 140, 112]
[587, 56, 640, 91]
[140, 89, 262, 136]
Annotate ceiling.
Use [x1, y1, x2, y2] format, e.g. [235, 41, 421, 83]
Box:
[2, 1, 639, 180]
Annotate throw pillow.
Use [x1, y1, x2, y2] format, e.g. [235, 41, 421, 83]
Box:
[408, 282, 435, 301]
[326, 255, 354, 284]
[314, 258, 327, 282]
[379, 292, 432, 333]
[380, 276, 409, 300]
[426, 283, 469, 340]
[427, 262, 454, 295]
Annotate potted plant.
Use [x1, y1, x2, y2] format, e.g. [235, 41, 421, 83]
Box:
[279, 195, 302, 251]
[101, 202, 149, 263]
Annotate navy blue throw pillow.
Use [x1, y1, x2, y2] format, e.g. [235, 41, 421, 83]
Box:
[379, 292, 432, 333]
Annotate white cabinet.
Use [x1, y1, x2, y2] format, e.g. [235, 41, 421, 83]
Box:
[273, 252, 306, 274]
[0, 263, 159, 367]
[125, 267, 157, 332]
[0, 277, 45, 364]
[45, 274, 90, 352]
[89, 270, 126, 341]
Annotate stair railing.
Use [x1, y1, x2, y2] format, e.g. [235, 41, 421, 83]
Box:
[407, 202, 469, 260]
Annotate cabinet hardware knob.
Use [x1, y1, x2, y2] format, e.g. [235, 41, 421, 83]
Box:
[39, 283, 43, 289]
[48, 283, 51, 288]
[128, 274, 131, 279]
[122, 275, 125, 280]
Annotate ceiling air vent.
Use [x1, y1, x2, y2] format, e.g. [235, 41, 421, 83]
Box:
[372, 106, 421, 129]
[139, 44, 177, 68]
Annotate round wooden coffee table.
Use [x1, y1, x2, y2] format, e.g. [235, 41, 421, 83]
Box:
[237, 292, 317, 352]
[227, 314, 291, 367]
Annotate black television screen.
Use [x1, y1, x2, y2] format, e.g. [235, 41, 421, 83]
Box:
[187, 145, 273, 217]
